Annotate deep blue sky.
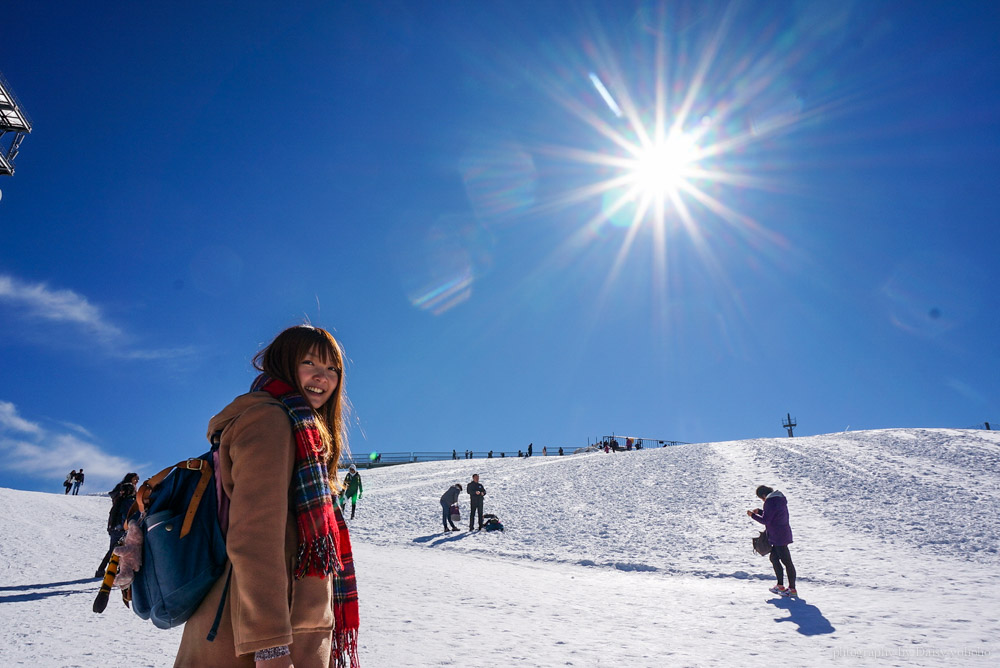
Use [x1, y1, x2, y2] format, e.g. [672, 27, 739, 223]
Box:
[2, 1, 998, 492]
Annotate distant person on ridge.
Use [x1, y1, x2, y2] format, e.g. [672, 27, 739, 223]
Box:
[747, 485, 797, 597]
[341, 464, 363, 519]
[466, 474, 486, 531]
[440, 483, 462, 532]
[527, 443, 533, 457]
[95, 473, 138, 578]
[72, 469, 85, 495]
[64, 470, 76, 494]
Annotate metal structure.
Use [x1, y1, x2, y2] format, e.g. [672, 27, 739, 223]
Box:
[782, 413, 797, 437]
[0, 69, 31, 176]
[341, 451, 476, 469]
[596, 434, 688, 450]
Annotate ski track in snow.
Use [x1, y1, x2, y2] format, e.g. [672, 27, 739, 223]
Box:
[1, 428, 998, 667]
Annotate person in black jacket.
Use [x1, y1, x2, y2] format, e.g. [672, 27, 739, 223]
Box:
[466, 474, 486, 531]
[95, 472, 139, 578]
[72, 469, 85, 495]
[440, 483, 462, 532]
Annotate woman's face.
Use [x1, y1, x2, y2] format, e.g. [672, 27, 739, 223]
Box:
[297, 346, 341, 409]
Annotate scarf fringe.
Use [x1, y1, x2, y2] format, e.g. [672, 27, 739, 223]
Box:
[294, 534, 341, 580]
[333, 629, 360, 668]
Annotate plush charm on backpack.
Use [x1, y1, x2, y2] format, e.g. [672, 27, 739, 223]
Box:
[113, 520, 145, 587]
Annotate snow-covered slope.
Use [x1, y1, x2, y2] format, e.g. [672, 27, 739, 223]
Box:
[2, 429, 998, 667]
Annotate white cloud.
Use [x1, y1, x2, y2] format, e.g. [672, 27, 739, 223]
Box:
[0, 274, 122, 342]
[116, 346, 200, 361]
[0, 400, 43, 435]
[0, 400, 138, 491]
[55, 420, 96, 439]
[0, 273, 196, 361]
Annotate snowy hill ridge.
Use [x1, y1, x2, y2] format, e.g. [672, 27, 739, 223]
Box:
[2, 428, 998, 666]
[349, 427, 1000, 573]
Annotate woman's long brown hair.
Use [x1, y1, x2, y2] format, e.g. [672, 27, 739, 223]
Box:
[252, 325, 349, 490]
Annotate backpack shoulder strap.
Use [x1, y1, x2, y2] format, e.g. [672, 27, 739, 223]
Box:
[206, 564, 233, 642]
[134, 456, 214, 540]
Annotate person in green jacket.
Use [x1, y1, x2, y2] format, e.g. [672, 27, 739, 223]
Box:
[341, 464, 363, 519]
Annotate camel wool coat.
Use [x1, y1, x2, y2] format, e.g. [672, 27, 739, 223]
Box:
[174, 392, 336, 667]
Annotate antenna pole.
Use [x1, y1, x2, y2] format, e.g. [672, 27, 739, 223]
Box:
[782, 413, 797, 437]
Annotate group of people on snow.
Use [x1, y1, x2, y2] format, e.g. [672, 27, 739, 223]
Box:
[599, 437, 646, 453]
[453, 444, 564, 459]
[439, 473, 487, 532]
[63, 469, 85, 495]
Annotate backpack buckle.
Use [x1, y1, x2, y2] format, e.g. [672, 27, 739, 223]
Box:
[184, 458, 204, 471]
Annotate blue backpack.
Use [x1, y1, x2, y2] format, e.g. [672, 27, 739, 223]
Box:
[127, 435, 230, 634]
[483, 513, 504, 532]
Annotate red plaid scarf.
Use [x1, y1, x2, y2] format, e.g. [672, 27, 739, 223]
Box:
[332, 504, 360, 668]
[252, 375, 360, 666]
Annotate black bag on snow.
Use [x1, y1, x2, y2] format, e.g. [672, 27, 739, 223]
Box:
[128, 440, 228, 630]
[752, 530, 771, 556]
[483, 513, 504, 532]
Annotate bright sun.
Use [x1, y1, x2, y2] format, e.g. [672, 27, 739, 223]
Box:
[629, 132, 698, 201]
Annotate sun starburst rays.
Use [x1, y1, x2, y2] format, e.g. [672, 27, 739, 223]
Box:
[502, 3, 810, 342]
[536, 10, 796, 264]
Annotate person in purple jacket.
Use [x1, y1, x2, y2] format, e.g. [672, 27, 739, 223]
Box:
[747, 485, 797, 597]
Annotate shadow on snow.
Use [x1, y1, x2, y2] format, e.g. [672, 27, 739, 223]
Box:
[0, 577, 97, 604]
[413, 532, 474, 546]
[767, 596, 836, 635]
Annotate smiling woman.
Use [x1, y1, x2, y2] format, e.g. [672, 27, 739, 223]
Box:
[175, 324, 359, 667]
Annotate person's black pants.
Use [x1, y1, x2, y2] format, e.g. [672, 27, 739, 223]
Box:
[769, 544, 796, 588]
[97, 528, 126, 576]
[441, 503, 458, 531]
[469, 499, 484, 530]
